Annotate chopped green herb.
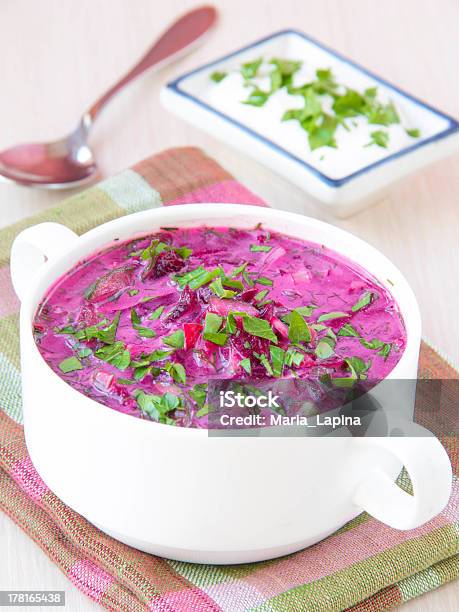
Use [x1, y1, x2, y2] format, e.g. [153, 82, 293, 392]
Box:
[209, 277, 237, 299]
[239, 358, 252, 374]
[315, 338, 335, 359]
[257, 353, 274, 376]
[255, 289, 269, 301]
[225, 312, 237, 335]
[254, 276, 273, 286]
[203, 312, 227, 345]
[231, 262, 248, 277]
[189, 383, 207, 408]
[174, 247, 193, 259]
[165, 362, 187, 384]
[221, 277, 244, 291]
[56, 325, 77, 335]
[95, 341, 131, 370]
[196, 405, 210, 418]
[378, 343, 392, 359]
[308, 114, 338, 151]
[332, 89, 365, 117]
[163, 329, 185, 349]
[250, 244, 272, 252]
[351, 291, 375, 312]
[288, 309, 312, 344]
[406, 128, 421, 138]
[285, 347, 305, 367]
[78, 348, 92, 358]
[242, 270, 254, 287]
[204, 332, 228, 346]
[270, 345, 285, 377]
[242, 315, 278, 343]
[365, 130, 389, 148]
[189, 268, 222, 289]
[58, 356, 83, 373]
[130, 308, 156, 338]
[174, 266, 206, 288]
[204, 312, 223, 334]
[135, 390, 180, 422]
[148, 305, 165, 320]
[117, 378, 135, 385]
[243, 87, 270, 107]
[174, 266, 222, 290]
[359, 337, 384, 350]
[317, 311, 348, 323]
[210, 70, 227, 83]
[337, 323, 360, 337]
[367, 101, 399, 126]
[128, 289, 139, 296]
[282, 305, 316, 323]
[241, 58, 262, 80]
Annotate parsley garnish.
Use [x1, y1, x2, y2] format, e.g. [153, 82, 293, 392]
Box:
[135, 390, 180, 423]
[210, 71, 227, 83]
[95, 342, 131, 370]
[365, 130, 389, 148]
[270, 345, 285, 377]
[163, 329, 185, 349]
[242, 315, 278, 343]
[254, 276, 273, 286]
[315, 338, 335, 359]
[209, 277, 237, 299]
[351, 291, 375, 312]
[58, 356, 83, 373]
[239, 358, 252, 374]
[243, 88, 269, 107]
[288, 309, 311, 344]
[241, 58, 262, 80]
[203, 312, 228, 345]
[337, 323, 360, 337]
[131, 309, 156, 338]
[317, 311, 348, 323]
[148, 305, 165, 320]
[250, 244, 272, 252]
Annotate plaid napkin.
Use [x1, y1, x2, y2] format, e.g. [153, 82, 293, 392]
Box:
[0, 147, 458, 612]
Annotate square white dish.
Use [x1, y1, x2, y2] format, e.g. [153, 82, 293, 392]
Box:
[161, 29, 459, 217]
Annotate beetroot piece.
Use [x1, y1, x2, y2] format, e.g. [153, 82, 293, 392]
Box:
[209, 297, 258, 317]
[183, 323, 203, 349]
[78, 302, 99, 326]
[85, 266, 134, 303]
[271, 316, 289, 340]
[196, 286, 214, 304]
[232, 329, 270, 359]
[257, 302, 274, 320]
[240, 288, 258, 302]
[147, 250, 185, 279]
[165, 286, 198, 322]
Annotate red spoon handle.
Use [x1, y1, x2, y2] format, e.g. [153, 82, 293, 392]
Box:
[86, 6, 217, 122]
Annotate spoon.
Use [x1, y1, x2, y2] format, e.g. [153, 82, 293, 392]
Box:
[0, 6, 217, 189]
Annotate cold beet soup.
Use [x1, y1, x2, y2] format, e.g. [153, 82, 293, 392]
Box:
[33, 225, 407, 427]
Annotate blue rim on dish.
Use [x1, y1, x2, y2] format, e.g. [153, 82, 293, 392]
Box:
[166, 29, 459, 188]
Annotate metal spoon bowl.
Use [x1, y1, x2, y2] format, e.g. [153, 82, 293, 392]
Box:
[0, 6, 217, 189]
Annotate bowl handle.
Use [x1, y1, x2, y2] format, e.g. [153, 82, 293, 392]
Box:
[10, 222, 79, 302]
[353, 428, 452, 529]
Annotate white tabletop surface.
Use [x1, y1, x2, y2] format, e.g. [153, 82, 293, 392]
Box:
[1, 1, 458, 610]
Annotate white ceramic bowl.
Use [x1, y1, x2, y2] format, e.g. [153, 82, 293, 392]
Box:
[10, 204, 452, 564]
[161, 30, 459, 217]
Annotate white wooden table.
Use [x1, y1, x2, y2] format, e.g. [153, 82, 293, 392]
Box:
[1, 1, 458, 610]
